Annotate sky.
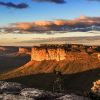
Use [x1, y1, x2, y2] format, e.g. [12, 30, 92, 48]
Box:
[0, 0, 100, 46]
[0, 0, 100, 26]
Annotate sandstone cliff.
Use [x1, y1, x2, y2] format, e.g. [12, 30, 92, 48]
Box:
[18, 47, 31, 55]
[0, 45, 100, 80]
[31, 46, 100, 61]
[31, 47, 67, 61]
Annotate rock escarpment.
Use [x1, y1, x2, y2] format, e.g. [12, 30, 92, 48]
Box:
[0, 81, 91, 100]
[0, 45, 100, 80]
[18, 47, 31, 55]
[31, 45, 100, 61]
[31, 47, 67, 61]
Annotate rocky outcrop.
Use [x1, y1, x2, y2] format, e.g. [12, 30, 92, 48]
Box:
[0, 45, 100, 80]
[21, 88, 46, 98]
[31, 47, 67, 61]
[0, 94, 34, 100]
[97, 53, 100, 60]
[0, 44, 99, 80]
[91, 80, 100, 96]
[56, 94, 91, 100]
[0, 81, 22, 94]
[0, 81, 92, 100]
[31, 45, 100, 61]
[18, 47, 31, 55]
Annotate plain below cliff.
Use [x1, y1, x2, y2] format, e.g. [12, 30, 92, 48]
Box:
[0, 46, 30, 73]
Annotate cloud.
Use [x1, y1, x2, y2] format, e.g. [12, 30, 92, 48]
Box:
[12, 16, 100, 30]
[0, 0, 66, 10]
[0, 1, 28, 9]
[15, 22, 34, 30]
[32, 0, 66, 4]
[34, 21, 53, 26]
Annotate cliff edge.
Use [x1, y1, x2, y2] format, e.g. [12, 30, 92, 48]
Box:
[0, 44, 100, 80]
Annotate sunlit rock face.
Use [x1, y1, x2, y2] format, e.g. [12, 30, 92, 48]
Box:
[18, 47, 31, 55]
[92, 53, 100, 60]
[31, 46, 92, 61]
[91, 80, 100, 96]
[31, 47, 66, 61]
[19, 48, 29, 54]
[0, 45, 99, 80]
[97, 54, 100, 60]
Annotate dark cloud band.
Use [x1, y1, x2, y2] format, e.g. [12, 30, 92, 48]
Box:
[0, 2, 28, 9]
[32, 0, 66, 4]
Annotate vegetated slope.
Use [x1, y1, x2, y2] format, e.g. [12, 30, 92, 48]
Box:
[0, 51, 100, 80]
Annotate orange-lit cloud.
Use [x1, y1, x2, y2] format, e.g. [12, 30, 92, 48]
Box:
[34, 21, 53, 26]
[14, 16, 100, 30]
[16, 22, 34, 30]
[54, 20, 67, 25]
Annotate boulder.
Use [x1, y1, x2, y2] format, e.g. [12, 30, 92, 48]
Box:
[21, 88, 45, 98]
[91, 80, 100, 96]
[56, 94, 91, 100]
[0, 81, 5, 87]
[0, 81, 5, 93]
[0, 94, 34, 100]
[21, 88, 65, 99]
[0, 81, 22, 94]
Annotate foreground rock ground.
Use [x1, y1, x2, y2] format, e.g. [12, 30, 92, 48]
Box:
[0, 81, 95, 100]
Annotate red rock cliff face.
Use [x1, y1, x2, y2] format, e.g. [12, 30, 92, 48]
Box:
[19, 48, 29, 53]
[31, 47, 67, 61]
[31, 47, 98, 61]
[18, 47, 31, 55]
[0, 45, 100, 80]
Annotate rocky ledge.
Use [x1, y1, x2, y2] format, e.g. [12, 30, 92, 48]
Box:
[91, 80, 100, 97]
[0, 81, 92, 100]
